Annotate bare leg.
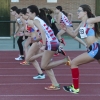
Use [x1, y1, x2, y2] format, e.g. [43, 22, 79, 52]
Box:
[32, 60, 43, 74]
[24, 42, 44, 78]
[46, 69, 59, 86]
[29, 52, 43, 62]
[24, 37, 31, 57]
[63, 52, 95, 92]
[71, 52, 95, 68]
[41, 50, 59, 86]
[57, 30, 65, 47]
[25, 42, 39, 62]
[57, 29, 65, 40]
[45, 58, 67, 70]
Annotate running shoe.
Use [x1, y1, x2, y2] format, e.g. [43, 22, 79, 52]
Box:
[45, 84, 60, 90]
[15, 55, 24, 61]
[33, 74, 45, 79]
[63, 85, 80, 94]
[53, 53, 59, 57]
[60, 38, 66, 45]
[20, 61, 30, 65]
[58, 46, 66, 56]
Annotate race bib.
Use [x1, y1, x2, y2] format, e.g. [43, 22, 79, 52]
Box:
[17, 19, 22, 24]
[79, 27, 87, 38]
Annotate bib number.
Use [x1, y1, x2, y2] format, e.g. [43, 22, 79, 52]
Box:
[79, 27, 87, 38]
[17, 19, 22, 24]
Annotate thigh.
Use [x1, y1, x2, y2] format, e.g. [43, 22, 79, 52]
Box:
[41, 50, 55, 68]
[71, 52, 95, 67]
[36, 42, 43, 54]
[68, 26, 73, 31]
[57, 29, 65, 36]
[24, 37, 31, 47]
[26, 42, 39, 58]
[19, 26, 24, 32]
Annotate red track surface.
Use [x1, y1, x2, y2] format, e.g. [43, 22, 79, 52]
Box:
[0, 51, 100, 100]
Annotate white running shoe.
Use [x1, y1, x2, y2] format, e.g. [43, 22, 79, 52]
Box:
[15, 55, 24, 60]
[33, 74, 45, 79]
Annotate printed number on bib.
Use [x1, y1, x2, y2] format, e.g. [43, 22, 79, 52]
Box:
[79, 27, 87, 38]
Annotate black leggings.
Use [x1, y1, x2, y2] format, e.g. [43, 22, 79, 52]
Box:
[17, 36, 32, 55]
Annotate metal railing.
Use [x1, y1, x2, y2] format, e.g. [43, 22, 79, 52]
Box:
[0, 20, 81, 49]
[0, 21, 16, 49]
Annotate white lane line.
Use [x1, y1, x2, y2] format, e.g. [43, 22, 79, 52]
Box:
[0, 74, 99, 76]
[0, 73, 100, 77]
[0, 95, 99, 97]
[0, 61, 98, 64]
[0, 68, 100, 69]
[0, 83, 100, 85]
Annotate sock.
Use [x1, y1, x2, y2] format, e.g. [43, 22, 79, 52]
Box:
[39, 73, 44, 76]
[71, 68, 79, 89]
[21, 57, 25, 59]
[53, 84, 60, 87]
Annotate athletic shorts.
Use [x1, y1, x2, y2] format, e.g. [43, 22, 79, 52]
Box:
[87, 42, 100, 60]
[45, 41, 59, 51]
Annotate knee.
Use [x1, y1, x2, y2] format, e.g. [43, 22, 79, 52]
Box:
[25, 54, 29, 61]
[70, 60, 77, 68]
[41, 64, 47, 70]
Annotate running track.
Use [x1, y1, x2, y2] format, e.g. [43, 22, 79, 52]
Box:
[0, 51, 100, 100]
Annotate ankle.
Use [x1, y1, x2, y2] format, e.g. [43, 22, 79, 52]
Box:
[53, 84, 60, 87]
[39, 73, 44, 76]
[20, 55, 24, 57]
[58, 39, 62, 42]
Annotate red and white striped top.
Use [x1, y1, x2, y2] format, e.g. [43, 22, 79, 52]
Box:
[34, 16, 58, 42]
[60, 12, 72, 27]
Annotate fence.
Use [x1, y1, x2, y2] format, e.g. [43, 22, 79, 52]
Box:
[0, 20, 81, 49]
[0, 21, 16, 49]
